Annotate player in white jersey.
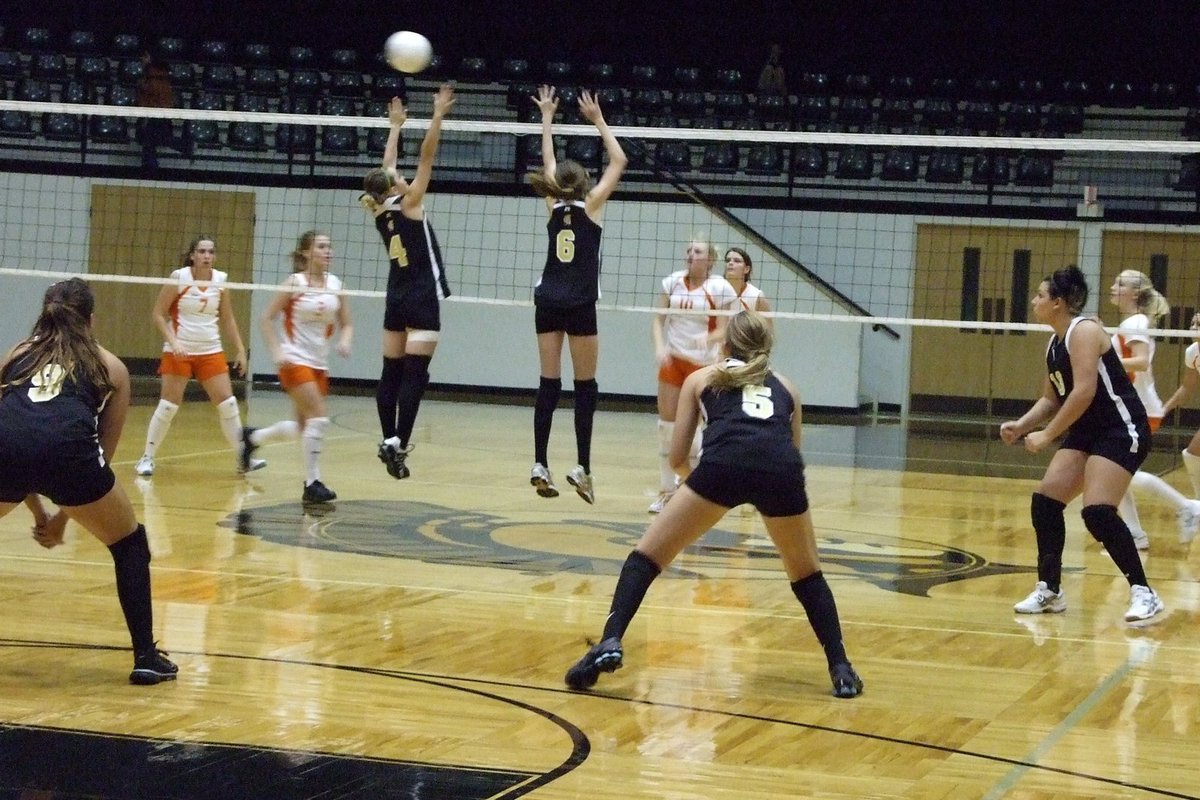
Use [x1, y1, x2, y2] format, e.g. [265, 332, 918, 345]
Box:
[252, 231, 353, 505]
[1109, 269, 1170, 549]
[649, 238, 738, 512]
[1130, 312, 1200, 544]
[135, 236, 264, 477]
[723, 247, 772, 324]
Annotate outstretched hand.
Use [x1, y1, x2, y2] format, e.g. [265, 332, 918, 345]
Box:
[532, 84, 558, 117]
[388, 97, 407, 127]
[432, 84, 456, 117]
[32, 510, 67, 549]
[578, 89, 603, 123]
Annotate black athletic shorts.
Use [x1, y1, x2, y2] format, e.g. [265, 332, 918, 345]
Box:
[1060, 419, 1151, 475]
[685, 460, 809, 517]
[0, 432, 116, 507]
[384, 292, 441, 333]
[535, 303, 598, 336]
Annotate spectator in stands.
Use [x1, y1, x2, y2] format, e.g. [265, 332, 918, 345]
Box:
[136, 53, 191, 168]
[756, 43, 787, 97]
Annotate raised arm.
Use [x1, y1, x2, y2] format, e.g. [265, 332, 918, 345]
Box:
[580, 90, 627, 214]
[382, 96, 407, 174]
[402, 84, 456, 210]
[532, 84, 559, 194]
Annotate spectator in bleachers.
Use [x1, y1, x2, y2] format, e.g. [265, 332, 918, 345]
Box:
[135, 53, 191, 168]
[756, 43, 787, 97]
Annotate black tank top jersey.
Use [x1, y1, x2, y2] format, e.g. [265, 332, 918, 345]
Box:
[372, 197, 452, 301]
[0, 354, 108, 441]
[534, 201, 602, 307]
[1046, 316, 1147, 433]
[698, 368, 803, 473]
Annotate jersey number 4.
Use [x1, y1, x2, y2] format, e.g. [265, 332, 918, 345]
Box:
[741, 385, 774, 419]
[388, 235, 410, 268]
[556, 230, 576, 263]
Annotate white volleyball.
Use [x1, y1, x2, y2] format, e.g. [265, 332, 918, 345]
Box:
[384, 31, 433, 74]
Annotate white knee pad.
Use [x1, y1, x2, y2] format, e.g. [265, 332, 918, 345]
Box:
[216, 396, 240, 420]
[407, 329, 439, 344]
[304, 417, 329, 440]
[153, 399, 179, 422]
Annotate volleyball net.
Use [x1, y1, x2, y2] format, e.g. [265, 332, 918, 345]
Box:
[2, 96, 1200, 419]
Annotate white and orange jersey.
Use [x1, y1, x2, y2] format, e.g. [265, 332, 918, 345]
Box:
[280, 272, 342, 371]
[1114, 312, 1164, 418]
[1187, 342, 1200, 372]
[660, 270, 739, 365]
[164, 267, 226, 356]
[735, 281, 764, 312]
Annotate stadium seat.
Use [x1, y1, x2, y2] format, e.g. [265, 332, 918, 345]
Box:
[21, 27, 51, 52]
[188, 90, 226, 148]
[1150, 81, 1180, 108]
[0, 49, 21, 81]
[230, 93, 268, 150]
[500, 59, 529, 82]
[90, 84, 136, 143]
[796, 95, 832, 124]
[1170, 157, 1200, 191]
[879, 97, 914, 127]
[586, 63, 615, 86]
[673, 90, 705, 120]
[925, 151, 964, 183]
[792, 144, 828, 178]
[288, 46, 315, 67]
[277, 96, 316, 155]
[459, 57, 488, 81]
[566, 134, 600, 166]
[29, 53, 68, 84]
[1, 79, 49, 137]
[701, 141, 739, 173]
[329, 49, 358, 70]
[545, 61, 572, 84]
[595, 86, 624, 112]
[289, 68, 322, 94]
[656, 140, 691, 170]
[44, 81, 90, 140]
[372, 71, 405, 100]
[799, 72, 830, 95]
[245, 67, 279, 94]
[197, 40, 230, 63]
[971, 152, 1011, 185]
[881, 149, 918, 181]
[1016, 79, 1045, 100]
[712, 92, 747, 120]
[1044, 103, 1083, 134]
[156, 37, 186, 62]
[243, 43, 271, 64]
[116, 58, 147, 86]
[364, 99, 390, 155]
[632, 88, 666, 116]
[201, 63, 238, 93]
[1004, 102, 1042, 132]
[920, 97, 957, 128]
[835, 147, 874, 179]
[962, 100, 999, 132]
[329, 71, 365, 98]
[837, 96, 873, 126]
[168, 61, 195, 90]
[320, 97, 359, 155]
[674, 67, 701, 89]
[745, 143, 783, 175]
[885, 76, 918, 97]
[110, 33, 141, 59]
[842, 74, 874, 97]
[630, 65, 659, 87]
[1013, 154, 1054, 186]
[756, 94, 789, 122]
[76, 55, 110, 87]
[714, 69, 743, 92]
[67, 30, 98, 54]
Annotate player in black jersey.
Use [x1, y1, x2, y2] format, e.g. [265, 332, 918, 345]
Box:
[1001, 266, 1164, 623]
[361, 84, 456, 480]
[563, 311, 863, 698]
[526, 85, 627, 504]
[0, 278, 177, 685]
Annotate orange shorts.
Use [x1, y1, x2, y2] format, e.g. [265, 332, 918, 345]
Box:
[657, 354, 705, 388]
[159, 351, 228, 381]
[279, 363, 329, 395]
[1149, 416, 1162, 433]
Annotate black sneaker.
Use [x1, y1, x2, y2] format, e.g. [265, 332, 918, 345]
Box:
[829, 662, 863, 698]
[302, 480, 337, 504]
[377, 441, 411, 479]
[564, 637, 623, 690]
[130, 645, 178, 686]
[238, 427, 258, 474]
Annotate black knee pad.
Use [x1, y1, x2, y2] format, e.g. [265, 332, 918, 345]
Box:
[1031, 492, 1066, 530]
[1081, 503, 1123, 545]
[109, 523, 151, 564]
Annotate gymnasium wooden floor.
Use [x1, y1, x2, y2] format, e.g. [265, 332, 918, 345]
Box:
[1, 391, 1197, 799]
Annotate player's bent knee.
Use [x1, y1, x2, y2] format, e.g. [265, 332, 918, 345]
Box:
[1080, 503, 1122, 544]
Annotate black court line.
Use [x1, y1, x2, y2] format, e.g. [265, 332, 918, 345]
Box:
[0, 639, 587, 800]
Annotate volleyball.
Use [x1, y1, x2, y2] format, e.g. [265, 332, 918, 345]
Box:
[384, 31, 433, 73]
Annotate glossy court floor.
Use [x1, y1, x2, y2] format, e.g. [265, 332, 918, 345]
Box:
[0, 391, 1197, 799]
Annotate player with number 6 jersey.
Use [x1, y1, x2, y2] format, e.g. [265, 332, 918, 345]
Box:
[525, 84, 627, 504]
[562, 310, 862, 699]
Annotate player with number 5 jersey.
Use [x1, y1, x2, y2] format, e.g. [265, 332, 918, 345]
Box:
[360, 84, 455, 481]
[526, 84, 627, 504]
[562, 310, 863, 699]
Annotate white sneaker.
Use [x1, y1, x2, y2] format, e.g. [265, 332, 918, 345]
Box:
[648, 490, 674, 514]
[243, 457, 267, 474]
[1130, 528, 1150, 551]
[1124, 584, 1164, 622]
[565, 465, 594, 504]
[530, 463, 558, 498]
[134, 455, 155, 477]
[1176, 501, 1200, 544]
[1013, 581, 1066, 614]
